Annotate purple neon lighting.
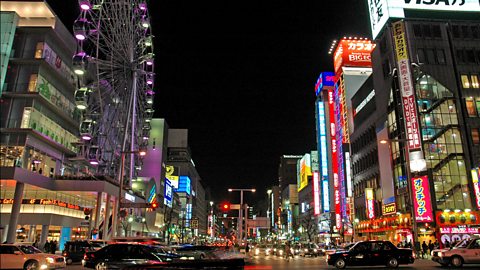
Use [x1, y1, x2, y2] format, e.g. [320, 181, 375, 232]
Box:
[75, 34, 86, 40]
[82, 135, 92, 141]
[139, 3, 147, 10]
[89, 160, 99, 165]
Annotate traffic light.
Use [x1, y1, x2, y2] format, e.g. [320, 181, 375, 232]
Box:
[221, 202, 230, 211]
[149, 201, 158, 211]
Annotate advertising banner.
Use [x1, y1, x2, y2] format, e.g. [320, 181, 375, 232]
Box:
[471, 168, 480, 210]
[412, 176, 434, 222]
[382, 202, 397, 216]
[365, 188, 375, 219]
[315, 72, 335, 96]
[164, 178, 173, 207]
[328, 88, 341, 229]
[165, 165, 180, 189]
[313, 172, 321, 216]
[333, 39, 375, 73]
[178, 176, 191, 195]
[393, 21, 422, 151]
[368, 0, 480, 39]
[298, 154, 311, 191]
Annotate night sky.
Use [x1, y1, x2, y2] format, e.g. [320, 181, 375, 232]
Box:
[48, 0, 370, 205]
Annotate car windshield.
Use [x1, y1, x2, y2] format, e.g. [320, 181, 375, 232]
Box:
[19, 245, 42, 254]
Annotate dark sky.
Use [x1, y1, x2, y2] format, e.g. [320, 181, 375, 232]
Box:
[48, 0, 370, 205]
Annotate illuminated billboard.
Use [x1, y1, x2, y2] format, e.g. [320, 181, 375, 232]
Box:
[328, 88, 341, 230]
[333, 39, 376, 73]
[313, 172, 321, 216]
[368, 0, 480, 39]
[298, 154, 312, 191]
[412, 176, 434, 222]
[164, 178, 173, 207]
[317, 101, 330, 212]
[472, 169, 480, 210]
[166, 165, 180, 189]
[178, 176, 191, 195]
[365, 188, 375, 219]
[315, 72, 335, 96]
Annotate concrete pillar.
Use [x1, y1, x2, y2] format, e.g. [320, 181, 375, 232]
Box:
[39, 225, 49, 250]
[28, 225, 36, 242]
[94, 192, 103, 230]
[1, 225, 8, 243]
[104, 194, 111, 240]
[6, 182, 25, 243]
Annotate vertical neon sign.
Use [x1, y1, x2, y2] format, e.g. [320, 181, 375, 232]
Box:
[365, 188, 375, 219]
[313, 171, 321, 215]
[471, 169, 480, 210]
[329, 88, 341, 230]
[411, 176, 434, 222]
[318, 101, 330, 212]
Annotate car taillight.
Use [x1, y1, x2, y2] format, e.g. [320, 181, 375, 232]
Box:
[63, 252, 67, 256]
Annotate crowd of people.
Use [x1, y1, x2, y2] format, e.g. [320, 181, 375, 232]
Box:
[33, 239, 58, 254]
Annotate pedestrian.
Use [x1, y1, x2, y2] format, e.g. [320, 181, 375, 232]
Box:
[428, 240, 434, 255]
[422, 241, 428, 258]
[51, 240, 57, 254]
[245, 243, 250, 254]
[284, 242, 291, 261]
[43, 240, 50, 253]
[434, 240, 439, 249]
[445, 240, 451, 248]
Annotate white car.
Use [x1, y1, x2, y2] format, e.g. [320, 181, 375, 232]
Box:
[432, 238, 480, 267]
[0, 244, 66, 270]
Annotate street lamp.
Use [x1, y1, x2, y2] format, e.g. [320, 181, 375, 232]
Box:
[228, 188, 256, 245]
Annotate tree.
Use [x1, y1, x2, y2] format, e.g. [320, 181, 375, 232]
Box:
[301, 207, 317, 242]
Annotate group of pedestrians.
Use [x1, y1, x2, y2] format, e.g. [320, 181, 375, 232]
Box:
[420, 240, 439, 258]
[34, 239, 58, 254]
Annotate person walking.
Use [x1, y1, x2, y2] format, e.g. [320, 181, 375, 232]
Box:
[422, 241, 428, 258]
[428, 240, 434, 256]
[51, 240, 58, 254]
[44, 240, 51, 253]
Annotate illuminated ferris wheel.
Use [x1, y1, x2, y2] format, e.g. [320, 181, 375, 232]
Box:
[72, 0, 154, 181]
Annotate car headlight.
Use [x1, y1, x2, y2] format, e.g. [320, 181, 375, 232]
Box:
[255, 249, 259, 254]
[46, 257, 55, 264]
[314, 248, 318, 252]
[438, 252, 443, 257]
[274, 248, 277, 252]
[304, 249, 308, 252]
[279, 250, 283, 254]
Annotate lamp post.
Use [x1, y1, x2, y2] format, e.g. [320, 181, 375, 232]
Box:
[267, 189, 272, 234]
[228, 188, 256, 245]
[380, 138, 420, 254]
[112, 149, 147, 238]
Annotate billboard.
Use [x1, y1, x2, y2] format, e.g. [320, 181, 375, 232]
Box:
[315, 72, 335, 96]
[313, 172, 321, 215]
[365, 188, 375, 219]
[317, 101, 330, 212]
[333, 39, 376, 73]
[368, 0, 480, 39]
[472, 169, 480, 210]
[178, 176, 191, 195]
[412, 176, 434, 222]
[164, 178, 173, 207]
[166, 165, 180, 189]
[393, 21, 422, 151]
[298, 154, 311, 191]
[328, 88, 342, 230]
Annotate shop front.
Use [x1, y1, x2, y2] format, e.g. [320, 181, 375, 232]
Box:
[436, 210, 480, 248]
[355, 214, 414, 245]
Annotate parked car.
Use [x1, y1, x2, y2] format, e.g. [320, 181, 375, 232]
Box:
[299, 243, 321, 257]
[82, 243, 180, 269]
[326, 240, 414, 269]
[0, 244, 66, 269]
[62, 240, 106, 265]
[431, 237, 480, 267]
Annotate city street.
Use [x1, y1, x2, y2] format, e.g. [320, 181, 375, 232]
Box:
[64, 257, 480, 270]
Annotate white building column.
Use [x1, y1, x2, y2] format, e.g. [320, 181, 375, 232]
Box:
[104, 194, 111, 240]
[6, 182, 24, 243]
[39, 225, 49, 250]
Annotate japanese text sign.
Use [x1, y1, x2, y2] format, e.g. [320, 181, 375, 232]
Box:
[412, 176, 434, 222]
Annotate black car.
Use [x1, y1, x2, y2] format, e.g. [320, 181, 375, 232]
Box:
[326, 241, 414, 269]
[82, 243, 180, 269]
[63, 240, 105, 264]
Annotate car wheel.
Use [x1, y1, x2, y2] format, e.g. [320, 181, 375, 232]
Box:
[386, 257, 399, 268]
[24, 260, 39, 270]
[335, 258, 347, 269]
[439, 262, 449, 267]
[66, 258, 73, 265]
[450, 256, 463, 267]
[95, 262, 106, 270]
[199, 253, 206, 260]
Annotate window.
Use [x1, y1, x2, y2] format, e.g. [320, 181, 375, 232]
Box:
[466, 50, 476, 64]
[417, 49, 426, 63]
[472, 26, 479, 39]
[27, 74, 38, 92]
[452, 25, 461, 38]
[472, 129, 480, 145]
[436, 49, 446, 64]
[423, 24, 432, 38]
[426, 49, 436, 64]
[413, 24, 423, 37]
[433, 25, 442, 38]
[462, 26, 471, 38]
[466, 98, 477, 117]
[472, 75, 480, 88]
[34, 42, 44, 59]
[461, 75, 471, 88]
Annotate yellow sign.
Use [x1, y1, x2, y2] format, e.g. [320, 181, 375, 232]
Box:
[298, 154, 311, 191]
[393, 21, 408, 61]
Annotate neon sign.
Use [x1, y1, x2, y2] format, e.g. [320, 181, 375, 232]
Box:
[315, 72, 335, 96]
[412, 176, 434, 222]
[365, 188, 375, 219]
[317, 101, 330, 212]
[471, 169, 480, 209]
[328, 88, 341, 229]
[313, 172, 321, 215]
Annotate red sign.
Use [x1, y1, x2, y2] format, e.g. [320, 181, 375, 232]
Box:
[313, 171, 321, 216]
[440, 227, 480, 234]
[333, 39, 375, 73]
[412, 176, 434, 222]
[328, 89, 341, 230]
[365, 188, 375, 219]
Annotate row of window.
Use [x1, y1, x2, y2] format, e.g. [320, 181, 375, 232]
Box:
[451, 24, 480, 40]
[352, 150, 378, 176]
[465, 98, 480, 117]
[351, 126, 376, 154]
[417, 48, 446, 65]
[472, 129, 480, 145]
[413, 24, 442, 39]
[456, 49, 480, 65]
[461, 74, 480, 89]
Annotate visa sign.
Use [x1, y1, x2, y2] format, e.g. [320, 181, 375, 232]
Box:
[368, 0, 480, 39]
[315, 72, 335, 96]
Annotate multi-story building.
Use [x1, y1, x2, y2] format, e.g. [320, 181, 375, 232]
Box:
[0, 1, 154, 248]
[166, 129, 207, 241]
[368, 1, 480, 247]
[278, 155, 302, 192]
